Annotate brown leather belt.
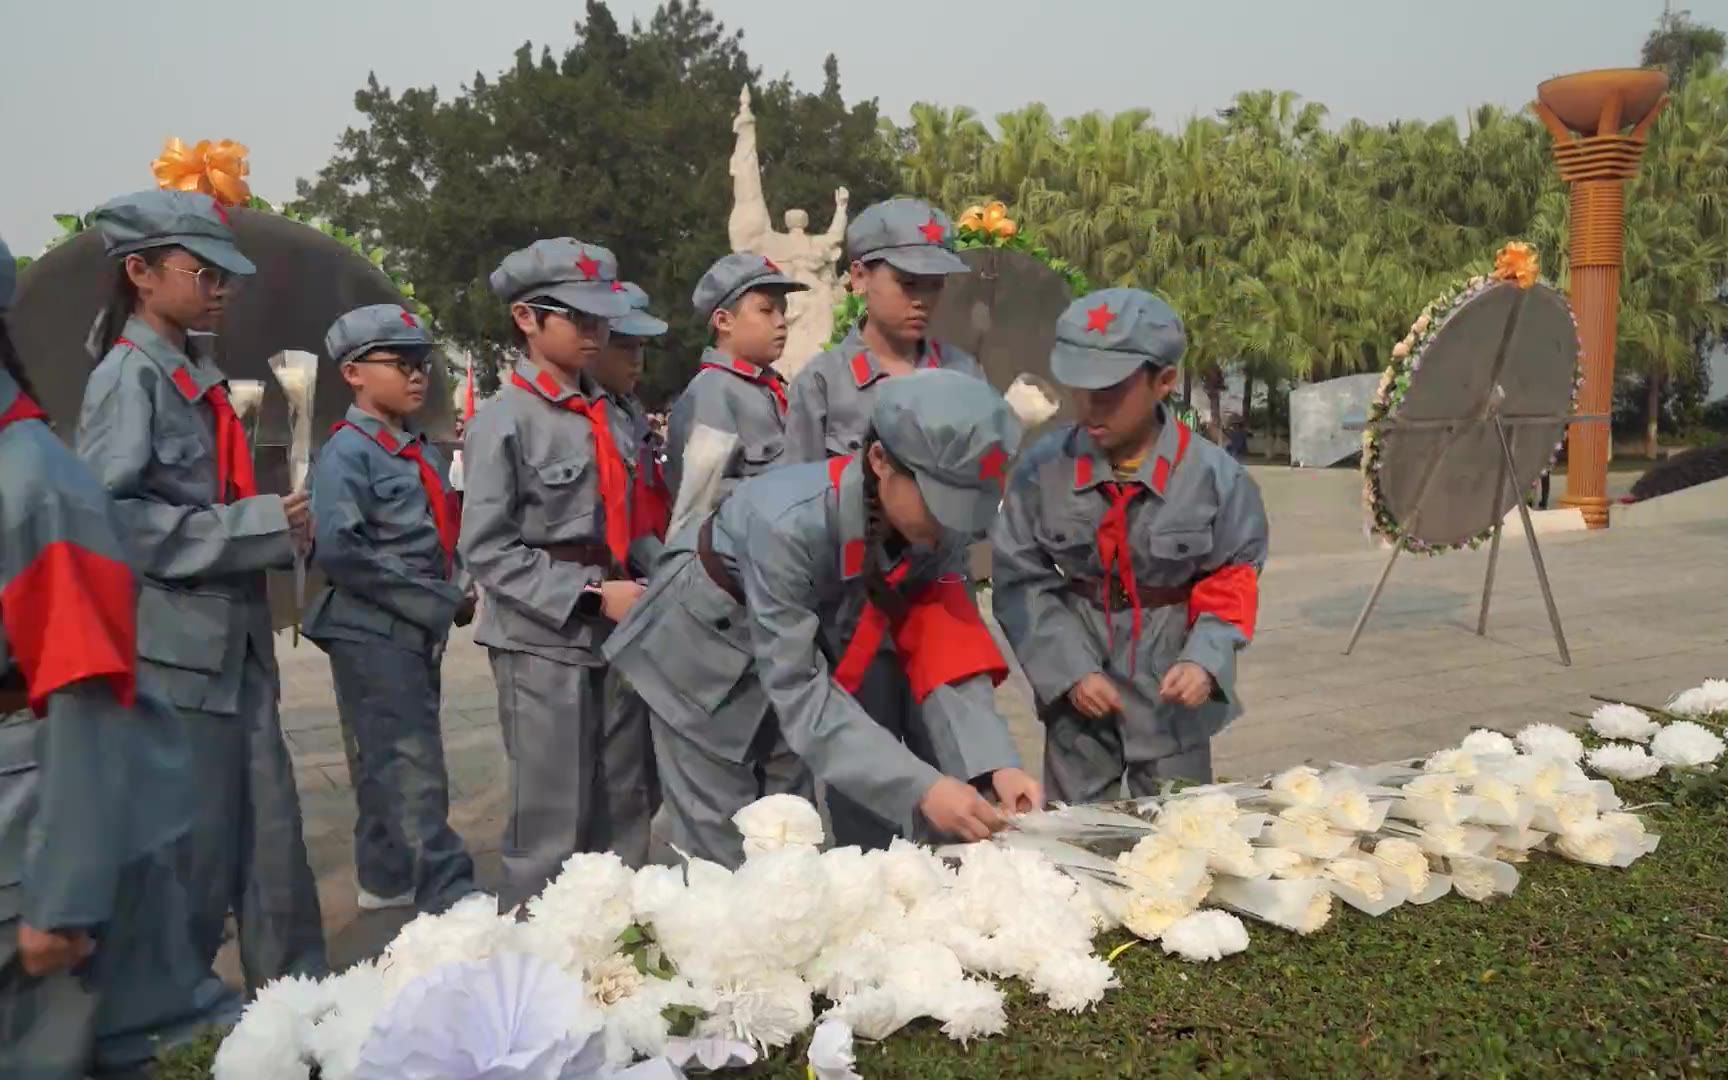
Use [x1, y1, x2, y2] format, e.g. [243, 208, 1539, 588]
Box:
[535, 542, 620, 576]
[697, 517, 745, 604]
[1066, 578, 1192, 611]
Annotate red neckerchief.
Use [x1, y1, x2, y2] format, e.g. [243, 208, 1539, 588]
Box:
[510, 370, 630, 567]
[130, 337, 258, 502]
[824, 456, 906, 692]
[1076, 420, 1192, 674]
[331, 420, 459, 573]
[701, 355, 788, 415]
[0, 393, 48, 429]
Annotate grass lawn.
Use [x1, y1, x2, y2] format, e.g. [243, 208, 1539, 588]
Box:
[153, 735, 1728, 1078]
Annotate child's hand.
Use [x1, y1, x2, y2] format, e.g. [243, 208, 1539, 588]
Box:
[283, 491, 313, 553]
[17, 923, 93, 976]
[1158, 661, 1214, 707]
[990, 768, 1042, 815]
[918, 777, 1006, 842]
[453, 592, 477, 628]
[599, 580, 646, 623]
[1068, 672, 1123, 719]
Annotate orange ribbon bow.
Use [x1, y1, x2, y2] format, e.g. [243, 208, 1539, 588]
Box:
[152, 137, 252, 207]
[1492, 241, 1539, 289]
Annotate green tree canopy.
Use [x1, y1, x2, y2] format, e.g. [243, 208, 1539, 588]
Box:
[293, 0, 894, 407]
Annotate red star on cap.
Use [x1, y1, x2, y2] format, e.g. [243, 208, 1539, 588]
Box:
[917, 215, 945, 244]
[575, 251, 600, 280]
[611, 281, 624, 292]
[399, 310, 418, 328]
[978, 443, 1008, 486]
[1084, 303, 1116, 333]
[209, 196, 230, 226]
[763, 257, 781, 272]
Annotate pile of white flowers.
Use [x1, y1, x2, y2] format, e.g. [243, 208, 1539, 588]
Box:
[214, 681, 1723, 1078]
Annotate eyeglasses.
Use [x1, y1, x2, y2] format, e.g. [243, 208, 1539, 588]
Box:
[349, 355, 432, 376]
[164, 264, 240, 294]
[522, 303, 607, 331]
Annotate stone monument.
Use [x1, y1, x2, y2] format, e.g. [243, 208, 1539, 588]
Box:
[727, 85, 849, 378]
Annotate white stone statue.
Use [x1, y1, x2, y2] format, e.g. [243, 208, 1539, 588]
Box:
[727, 84, 849, 378]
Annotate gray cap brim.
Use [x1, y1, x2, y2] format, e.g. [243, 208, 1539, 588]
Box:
[538, 281, 635, 318]
[714, 273, 808, 315]
[1050, 339, 1154, 391]
[338, 338, 431, 366]
[915, 471, 999, 537]
[869, 245, 970, 276]
[611, 311, 669, 338]
[172, 235, 257, 277]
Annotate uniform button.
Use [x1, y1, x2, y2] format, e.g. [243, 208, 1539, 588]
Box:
[1054, 533, 1066, 543]
[716, 617, 731, 631]
[1177, 542, 1189, 554]
[848, 439, 861, 450]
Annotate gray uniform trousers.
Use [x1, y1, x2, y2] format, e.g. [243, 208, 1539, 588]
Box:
[490, 651, 653, 912]
[1041, 697, 1215, 804]
[174, 651, 326, 992]
[823, 650, 937, 850]
[327, 639, 474, 913]
[648, 713, 813, 870]
[1, 851, 235, 1080]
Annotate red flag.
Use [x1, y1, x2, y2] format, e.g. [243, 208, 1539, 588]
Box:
[464, 357, 476, 421]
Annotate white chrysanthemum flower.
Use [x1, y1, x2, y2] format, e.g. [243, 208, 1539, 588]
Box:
[1122, 888, 1198, 941]
[1532, 788, 1601, 835]
[377, 893, 519, 993]
[1157, 793, 1240, 849]
[1205, 830, 1260, 878]
[1398, 773, 1466, 824]
[1270, 766, 1326, 807]
[1253, 847, 1307, 878]
[1423, 749, 1478, 778]
[1651, 721, 1726, 769]
[1586, 742, 1662, 781]
[1160, 910, 1250, 963]
[935, 977, 1009, 1045]
[630, 864, 686, 925]
[1460, 729, 1517, 757]
[877, 839, 952, 909]
[521, 852, 637, 974]
[1411, 823, 1472, 858]
[824, 986, 913, 1042]
[1297, 887, 1335, 934]
[818, 846, 887, 943]
[1028, 951, 1118, 1012]
[1465, 775, 1524, 826]
[733, 793, 826, 857]
[584, 952, 644, 1006]
[1588, 703, 1661, 743]
[1667, 679, 1728, 719]
[1498, 754, 1585, 801]
[697, 971, 813, 1051]
[212, 973, 335, 1080]
[1447, 856, 1518, 902]
[1267, 806, 1353, 859]
[1118, 836, 1212, 904]
[1368, 838, 1430, 894]
[1321, 857, 1385, 903]
[1553, 820, 1617, 866]
[1323, 782, 1377, 832]
[1515, 723, 1585, 763]
[303, 960, 389, 1080]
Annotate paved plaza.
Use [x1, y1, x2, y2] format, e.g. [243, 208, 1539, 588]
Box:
[249, 466, 1726, 974]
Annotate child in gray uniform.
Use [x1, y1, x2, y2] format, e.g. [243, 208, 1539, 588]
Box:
[992, 289, 1270, 802]
[303, 304, 476, 915]
[75, 190, 325, 991]
[457, 239, 651, 910]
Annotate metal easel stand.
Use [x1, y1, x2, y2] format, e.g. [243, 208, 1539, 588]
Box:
[1343, 391, 1608, 667]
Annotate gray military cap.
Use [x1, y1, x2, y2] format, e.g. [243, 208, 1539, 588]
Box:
[90, 189, 256, 277]
[846, 197, 969, 276]
[610, 282, 669, 338]
[326, 303, 433, 366]
[489, 238, 633, 318]
[691, 252, 806, 322]
[1049, 287, 1186, 390]
[0, 235, 14, 314]
[874, 369, 1023, 536]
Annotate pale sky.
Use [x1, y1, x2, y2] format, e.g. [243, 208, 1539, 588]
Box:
[1, 0, 1717, 254]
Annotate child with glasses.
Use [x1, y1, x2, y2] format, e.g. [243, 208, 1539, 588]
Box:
[73, 189, 326, 991]
[457, 239, 652, 910]
[302, 304, 477, 916]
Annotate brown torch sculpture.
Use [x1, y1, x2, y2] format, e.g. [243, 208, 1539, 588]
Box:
[1530, 69, 1669, 529]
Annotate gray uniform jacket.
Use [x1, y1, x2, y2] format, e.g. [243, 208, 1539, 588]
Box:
[459, 359, 622, 666]
[991, 415, 1270, 758]
[664, 348, 789, 502]
[1, 368, 192, 932]
[604, 457, 1020, 834]
[302, 406, 463, 650]
[76, 319, 295, 715]
[784, 327, 983, 463]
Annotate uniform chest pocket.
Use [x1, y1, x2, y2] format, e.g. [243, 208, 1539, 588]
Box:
[155, 433, 206, 468]
[1146, 528, 1215, 565]
[372, 475, 421, 503]
[741, 435, 784, 471]
[1032, 505, 1100, 574]
[529, 455, 595, 526]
